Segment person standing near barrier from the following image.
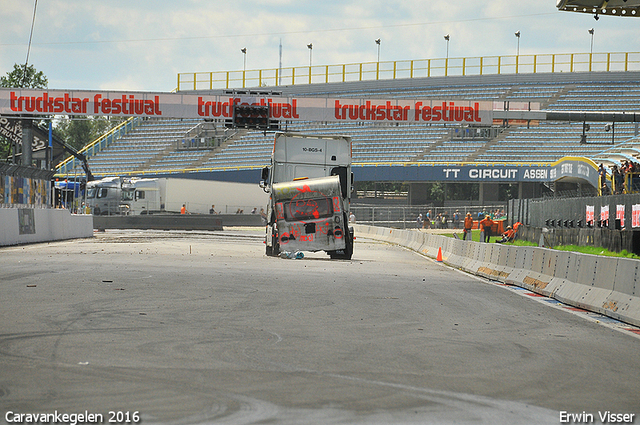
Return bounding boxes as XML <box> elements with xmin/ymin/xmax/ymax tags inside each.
<box><xmin>463</xmin><ymin>212</ymin><xmax>474</xmax><ymax>241</ymax></box>
<box><xmin>453</xmin><ymin>210</ymin><xmax>460</xmax><ymax>229</ymax></box>
<box><xmin>479</xmin><ymin>215</ymin><xmax>494</xmax><ymax>243</ymax></box>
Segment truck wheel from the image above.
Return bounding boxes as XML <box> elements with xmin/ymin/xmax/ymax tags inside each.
<box><xmin>343</xmin><ymin>228</ymin><xmax>354</xmax><ymax>260</ymax></box>
<box><xmin>329</xmin><ymin>223</ymin><xmax>353</xmax><ymax>260</ymax></box>
<box><xmin>266</xmin><ymin>230</ymin><xmax>279</xmax><ymax>257</ymax></box>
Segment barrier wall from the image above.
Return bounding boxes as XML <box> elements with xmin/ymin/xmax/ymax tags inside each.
<box><xmin>0</xmin><ymin>208</ymin><xmax>93</xmax><ymax>246</ymax></box>
<box><xmin>354</xmin><ymin>224</ymin><xmax>640</xmax><ymax>327</ymax></box>
<box><xmin>93</xmin><ymin>214</ymin><xmax>224</xmax><ymax>231</ymax></box>
<box><xmin>92</xmin><ymin>213</ymin><xmax>261</xmax><ymax>231</ymax></box>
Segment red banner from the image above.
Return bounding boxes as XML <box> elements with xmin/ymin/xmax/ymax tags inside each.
<box><xmin>0</xmin><ymin>89</ymin><xmax>493</xmax><ymax>125</ymax></box>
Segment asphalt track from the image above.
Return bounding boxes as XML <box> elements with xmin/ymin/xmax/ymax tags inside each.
<box><xmin>1</xmin><ymin>229</ymin><xmax>639</xmax><ymax>425</ymax></box>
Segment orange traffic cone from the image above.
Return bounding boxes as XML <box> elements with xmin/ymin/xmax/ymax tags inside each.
<box><xmin>436</xmin><ymin>247</ymin><xmax>443</xmax><ymax>262</ymax></box>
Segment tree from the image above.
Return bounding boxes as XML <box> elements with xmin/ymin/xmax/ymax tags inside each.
<box><xmin>1</xmin><ymin>64</ymin><xmax>49</xmax><ymax>161</ymax></box>
<box><xmin>55</xmin><ymin>117</ymin><xmax>117</xmax><ymax>151</ymax></box>
<box><xmin>0</xmin><ymin>63</ymin><xmax>48</xmax><ymax>89</ymax></box>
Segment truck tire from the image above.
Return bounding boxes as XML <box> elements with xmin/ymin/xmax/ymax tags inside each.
<box><xmin>343</xmin><ymin>227</ymin><xmax>354</xmax><ymax>260</ymax></box>
<box><xmin>329</xmin><ymin>219</ymin><xmax>353</xmax><ymax>260</ymax></box>
<box><xmin>265</xmin><ymin>227</ymin><xmax>279</xmax><ymax>257</ymax></box>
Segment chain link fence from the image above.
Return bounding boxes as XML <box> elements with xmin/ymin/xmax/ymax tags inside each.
<box><xmin>350</xmin><ymin>204</ymin><xmax>507</xmax><ymax>229</ymax></box>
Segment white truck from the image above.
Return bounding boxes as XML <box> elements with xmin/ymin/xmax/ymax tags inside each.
<box><xmin>86</xmin><ymin>177</ymin><xmax>267</xmax><ymax>215</ymax></box>
<box><xmin>260</xmin><ymin>132</ymin><xmax>354</xmax><ymax>259</ymax></box>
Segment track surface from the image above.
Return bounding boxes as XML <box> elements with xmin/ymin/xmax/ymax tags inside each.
<box><xmin>1</xmin><ymin>229</ymin><xmax>639</xmax><ymax>424</ymax></box>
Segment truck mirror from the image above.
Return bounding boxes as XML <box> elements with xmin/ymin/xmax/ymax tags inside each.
<box><xmin>261</xmin><ymin>167</ymin><xmax>269</xmax><ymax>181</ymax></box>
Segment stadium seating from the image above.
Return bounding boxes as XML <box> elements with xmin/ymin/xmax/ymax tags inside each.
<box><xmin>62</xmin><ymin>72</ymin><xmax>640</xmax><ymax>177</ymax></box>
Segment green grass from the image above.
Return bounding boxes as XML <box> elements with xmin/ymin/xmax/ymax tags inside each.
<box><xmin>552</xmin><ymin>245</ymin><xmax>640</xmax><ymax>259</ymax></box>
<box><xmin>442</xmin><ymin>230</ymin><xmax>639</xmax><ymax>259</ymax></box>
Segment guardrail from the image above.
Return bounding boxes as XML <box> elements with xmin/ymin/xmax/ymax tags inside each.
<box><xmin>355</xmin><ymin>224</ymin><xmax>640</xmax><ymax>327</ymax></box>
<box><xmin>177</xmin><ymin>51</ymin><xmax>640</xmax><ymax>91</ymax></box>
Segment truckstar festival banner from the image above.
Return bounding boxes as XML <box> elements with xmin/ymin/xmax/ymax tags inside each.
<box><xmin>0</xmin><ymin>88</ymin><xmax>493</xmax><ymax>125</ymax></box>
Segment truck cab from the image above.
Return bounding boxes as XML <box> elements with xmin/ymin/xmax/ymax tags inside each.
<box><xmin>86</xmin><ymin>177</ymin><xmax>123</xmax><ymax>215</ymax></box>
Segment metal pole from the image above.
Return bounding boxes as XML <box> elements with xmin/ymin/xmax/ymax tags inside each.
<box><xmin>22</xmin><ymin>119</ymin><xmax>33</xmax><ymax>167</ymax></box>
<box><xmin>444</xmin><ymin>34</ymin><xmax>450</xmax><ymax>76</ymax></box>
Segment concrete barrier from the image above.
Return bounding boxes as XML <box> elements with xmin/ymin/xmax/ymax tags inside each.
<box><xmin>354</xmin><ymin>224</ymin><xmax>640</xmax><ymax>327</ymax></box>
<box><xmin>0</xmin><ymin>208</ymin><xmax>93</xmax><ymax>246</ymax></box>
<box><xmin>93</xmin><ymin>214</ymin><xmax>224</xmax><ymax>231</ymax></box>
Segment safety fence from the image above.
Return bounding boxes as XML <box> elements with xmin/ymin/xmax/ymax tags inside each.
<box><xmin>177</xmin><ymin>51</ymin><xmax>640</xmax><ymax>91</ymax></box>
<box><xmin>354</xmin><ymin>224</ymin><xmax>640</xmax><ymax>327</ymax></box>
<box><xmin>509</xmin><ymin>193</ymin><xmax>640</xmax><ymax>229</ymax></box>
<box><xmin>351</xmin><ymin>203</ymin><xmax>506</xmax><ymax>229</ymax></box>
<box><xmin>1</xmin><ymin>163</ymin><xmax>55</xmax><ymax>208</ymax></box>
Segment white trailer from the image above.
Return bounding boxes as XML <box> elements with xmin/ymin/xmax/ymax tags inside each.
<box><xmin>261</xmin><ymin>132</ymin><xmax>354</xmax><ymax>259</ymax></box>
<box><xmin>87</xmin><ymin>177</ymin><xmax>267</xmax><ymax>215</ymax></box>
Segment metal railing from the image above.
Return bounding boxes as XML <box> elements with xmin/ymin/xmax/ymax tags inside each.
<box><xmin>177</xmin><ymin>52</ymin><xmax>640</xmax><ymax>91</ymax></box>
<box><xmin>55</xmin><ymin>117</ymin><xmax>141</xmax><ymax>176</ymax></box>
<box><xmin>176</xmin><ymin>123</ymin><xmax>239</xmax><ymax>150</ymax></box>
<box><xmin>350</xmin><ymin>204</ymin><xmax>507</xmax><ymax>230</ymax></box>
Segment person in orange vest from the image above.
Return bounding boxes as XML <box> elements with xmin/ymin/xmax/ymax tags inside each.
<box><xmin>180</xmin><ymin>204</ymin><xmax>188</xmax><ymax>214</ymax></box>
<box><xmin>463</xmin><ymin>212</ymin><xmax>474</xmax><ymax>241</ymax></box>
<box><xmin>479</xmin><ymin>215</ymin><xmax>494</xmax><ymax>243</ymax></box>
<box><xmin>496</xmin><ymin>225</ymin><xmax>515</xmax><ymax>243</ymax></box>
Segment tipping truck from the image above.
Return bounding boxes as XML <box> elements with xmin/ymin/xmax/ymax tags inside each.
<box><xmin>260</xmin><ymin>132</ymin><xmax>354</xmax><ymax>259</ymax></box>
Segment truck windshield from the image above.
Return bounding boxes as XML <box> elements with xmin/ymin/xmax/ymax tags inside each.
<box><xmin>122</xmin><ymin>190</ymin><xmax>134</xmax><ymax>201</ymax></box>
<box><xmin>86</xmin><ymin>188</ymin><xmax>96</xmax><ymax>199</ymax></box>
<box><xmin>284</xmin><ymin>197</ymin><xmax>333</xmax><ymax>221</ymax></box>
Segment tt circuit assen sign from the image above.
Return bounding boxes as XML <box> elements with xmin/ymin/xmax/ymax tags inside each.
<box><xmin>0</xmin><ymin>88</ymin><xmax>493</xmax><ymax>125</ymax></box>
<box><xmin>355</xmin><ymin>158</ymin><xmax>599</xmax><ymax>186</ymax></box>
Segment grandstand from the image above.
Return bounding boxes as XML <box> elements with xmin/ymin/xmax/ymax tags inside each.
<box><xmin>56</xmin><ymin>54</ymin><xmax>640</xmax><ymax>203</ymax></box>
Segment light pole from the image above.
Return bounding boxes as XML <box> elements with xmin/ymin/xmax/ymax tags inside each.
<box><xmin>444</xmin><ymin>34</ymin><xmax>450</xmax><ymax>76</ymax></box>
<box><xmin>241</xmin><ymin>47</ymin><xmax>247</xmax><ymax>88</ymax></box>
<box><xmin>588</xmin><ymin>28</ymin><xmax>594</xmax><ymax>71</ymax></box>
<box><xmin>375</xmin><ymin>39</ymin><xmax>381</xmax><ymax>79</ymax></box>
<box><xmin>307</xmin><ymin>43</ymin><xmax>313</xmax><ymax>84</ymax></box>
<box><xmin>515</xmin><ymin>31</ymin><xmax>521</xmax><ymax>74</ymax></box>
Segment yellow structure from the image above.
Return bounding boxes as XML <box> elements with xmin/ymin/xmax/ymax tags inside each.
<box><xmin>177</xmin><ymin>52</ymin><xmax>640</xmax><ymax>91</ymax></box>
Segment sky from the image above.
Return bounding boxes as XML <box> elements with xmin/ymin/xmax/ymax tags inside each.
<box><xmin>1</xmin><ymin>0</ymin><xmax>639</xmax><ymax>92</ymax></box>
